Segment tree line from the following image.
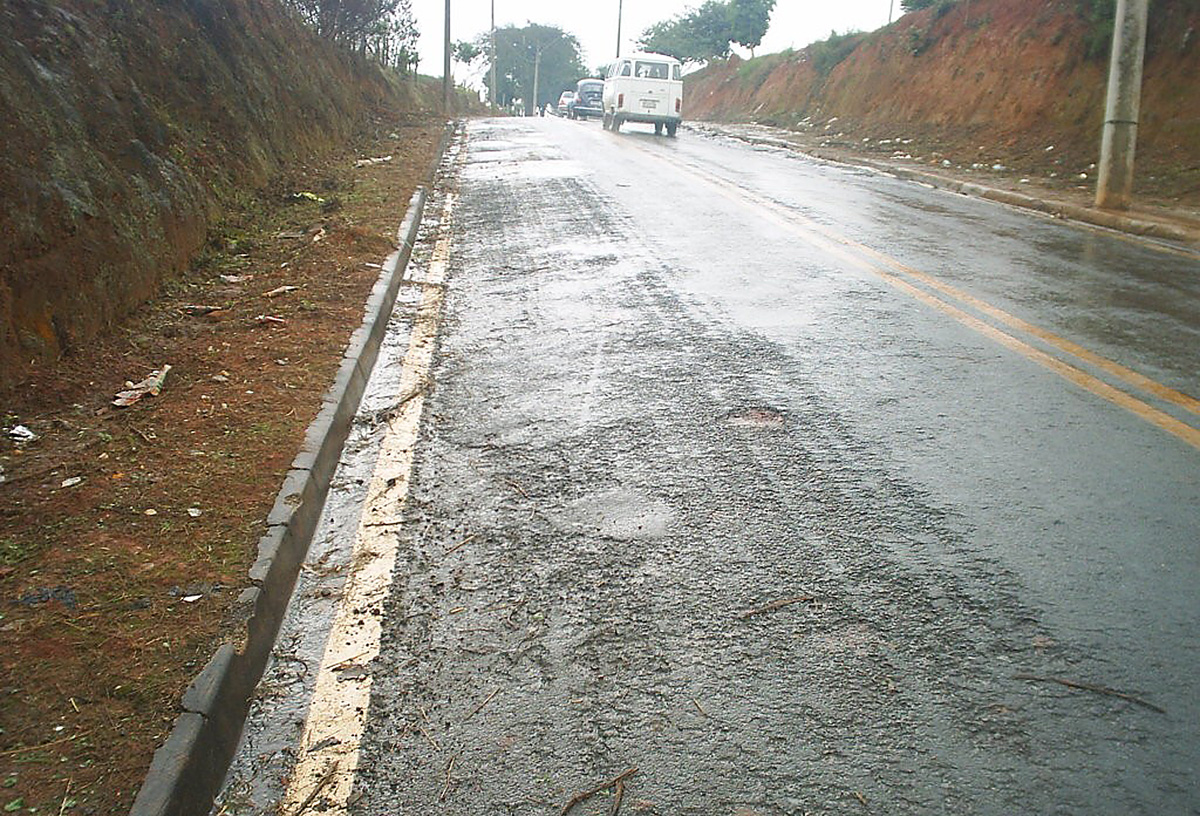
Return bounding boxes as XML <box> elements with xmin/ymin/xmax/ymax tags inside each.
<box><xmin>639</xmin><ymin>0</ymin><xmax>776</xmax><ymax>62</ymax></box>
<box><xmin>281</xmin><ymin>0</ymin><xmax>420</xmax><ymax>72</ymax></box>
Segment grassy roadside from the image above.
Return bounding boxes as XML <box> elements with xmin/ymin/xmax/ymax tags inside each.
<box><xmin>0</xmin><ymin>113</ymin><xmax>446</xmax><ymax>815</ymax></box>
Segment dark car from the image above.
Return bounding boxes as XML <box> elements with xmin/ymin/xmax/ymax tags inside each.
<box><xmin>569</xmin><ymin>79</ymin><xmax>604</xmax><ymax>120</ymax></box>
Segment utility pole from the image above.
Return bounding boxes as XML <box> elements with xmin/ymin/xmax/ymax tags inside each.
<box><xmin>616</xmin><ymin>0</ymin><xmax>623</xmax><ymax>58</ymax></box>
<box><xmin>888</xmin><ymin>0</ymin><xmax>893</xmax><ymax>24</ymax></box>
<box><xmin>490</xmin><ymin>0</ymin><xmax>497</xmax><ymax>111</ymax></box>
<box><xmin>531</xmin><ymin>48</ymin><xmax>541</xmax><ymax>117</ymax></box>
<box><xmin>443</xmin><ymin>0</ymin><xmax>452</xmax><ymax>110</ymax></box>
<box><xmin>1095</xmin><ymin>0</ymin><xmax>1149</xmax><ymax>210</ymax></box>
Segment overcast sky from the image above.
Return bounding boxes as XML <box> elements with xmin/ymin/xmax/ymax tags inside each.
<box><xmin>409</xmin><ymin>0</ymin><xmax>897</xmax><ymax>85</ymax></box>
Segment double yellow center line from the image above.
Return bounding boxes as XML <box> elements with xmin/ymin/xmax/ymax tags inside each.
<box><xmin>639</xmin><ymin>144</ymin><xmax>1200</xmax><ymax>451</ymax></box>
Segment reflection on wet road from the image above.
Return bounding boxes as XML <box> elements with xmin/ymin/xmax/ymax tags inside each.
<box><xmin>217</xmin><ymin>118</ymin><xmax>1200</xmax><ymax>815</ymax></box>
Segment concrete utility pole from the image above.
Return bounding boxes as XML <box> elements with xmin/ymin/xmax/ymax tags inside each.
<box><xmin>616</xmin><ymin>0</ymin><xmax>623</xmax><ymax>58</ymax></box>
<box><xmin>1095</xmin><ymin>0</ymin><xmax>1149</xmax><ymax>210</ymax></box>
<box><xmin>490</xmin><ymin>0</ymin><xmax>497</xmax><ymax>111</ymax></box>
<box><xmin>532</xmin><ymin>49</ymin><xmax>541</xmax><ymax>116</ymax></box>
<box><xmin>443</xmin><ymin>0</ymin><xmax>452</xmax><ymax>110</ymax></box>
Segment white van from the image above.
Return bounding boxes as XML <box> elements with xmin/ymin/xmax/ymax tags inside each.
<box><xmin>601</xmin><ymin>52</ymin><xmax>683</xmax><ymax>137</ymax></box>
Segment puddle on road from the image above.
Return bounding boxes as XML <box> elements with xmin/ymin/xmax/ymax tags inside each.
<box><xmin>549</xmin><ymin>487</ymin><xmax>675</xmax><ymax>540</ymax></box>
<box><xmin>726</xmin><ymin>407</ymin><xmax>787</xmax><ymax>428</ymax></box>
<box><xmin>463</xmin><ymin>157</ymin><xmax>591</xmax><ymax>182</ymax></box>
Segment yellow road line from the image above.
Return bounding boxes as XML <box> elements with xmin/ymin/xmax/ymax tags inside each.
<box><xmin>639</xmin><ymin>147</ymin><xmax>1200</xmax><ymax>451</ymax></box>
<box><xmin>279</xmin><ymin>191</ymin><xmax>458</xmax><ymax>814</ymax></box>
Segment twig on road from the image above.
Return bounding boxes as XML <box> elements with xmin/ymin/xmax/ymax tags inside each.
<box><xmin>559</xmin><ymin>767</ymin><xmax>638</xmax><ymax>816</ymax></box>
<box><xmin>503</xmin><ymin>478</ymin><xmax>530</xmax><ymax>499</ymax></box>
<box><xmin>289</xmin><ymin>760</ymin><xmax>339</xmax><ymax>816</ymax></box>
<box><xmin>439</xmin><ymin>754</ymin><xmax>457</xmax><ymax>802</ymax></box>
<box><xmin>464</xmin><ymin>687</ymin><xmax>500</xmax><ymax>722</ymax></box>
<box><xmin>1013</xmin><ymin>673</ymin><xmax>1165</xmax><ymax>713</ymax></box>
<box><xmin>737</xmin><ymin>596</ymin><xmax>815</xmax><ymax>619</ymax></box>
<box><xmin>445</xmin><ymin>533</ymin><xmax>477</xmax><ymax>555</ymax></box>
<box><xmin>691</xmin><ymin>698</ymin><xmax>707</xmax><ymax>717</ymax></box>
<box><xmin>607</xmin><ymin>777</ymin><xmax>627</xmax><ymax>816</ymax></box>
<box><xmin>418</xmin><ymin>725</ymin><xmax>442</xmax><ymax>752</ymax></box>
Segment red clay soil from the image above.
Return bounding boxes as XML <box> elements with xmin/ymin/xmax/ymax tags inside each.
<box><xmin>685</xmin><ymin>0</ymin><xmax>1200</xmax><ymax>208</ymax></box>
<box><xmin>0</xmin><ymin>116</ymin><xmax>444</xmax><ymax>815</ymax></box>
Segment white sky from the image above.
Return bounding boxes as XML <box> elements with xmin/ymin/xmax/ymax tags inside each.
<box><xmin>409</xmin><ymin>0</ymin><xmax>897</xmax><ymax>86</ymax></box>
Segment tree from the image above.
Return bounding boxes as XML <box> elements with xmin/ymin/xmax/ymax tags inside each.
<box><xmin>729</xmin><ymin>0</ymin><xmax>775</xmax><ymax>57</ymax></box>
<box><xmin>900</xmin><ymin>0</ymin><xmax>941</xmax><ymax>11</ymax></box>
<box><xmin>639</xmin><ymin>0</ymin><xmax>735</xmax><ymax>64</ymax></box>
<box><xmin>463</xmin><ymin>24</ymin><xmax>585</xmax><ymax>113</ymax></box>
<box><xmin>283</xmin><ymin>0</ymin><xmax>419</xmax><ymax>71</ymax></box>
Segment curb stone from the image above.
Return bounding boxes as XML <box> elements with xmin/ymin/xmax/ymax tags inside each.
<box><xmin>129</xmin><ymin>121</ymin><xmax>458</xmax><ymax>816</ymax></box>
<box><xmin>689</xmin><ymin>123</ymin><xmax>1200</xmax><ymax>248</ymax></box>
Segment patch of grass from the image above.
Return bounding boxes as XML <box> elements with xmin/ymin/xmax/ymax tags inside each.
<box><xmin>0</xmin><ymin>536</ymin><xmax>35</xmax><ymax>567</ymax></box>
<box><xmin>809</xmin><ymin>30</ymin><xmax>867</xmax><ymax>75</ymax></box>
<box><xmin>1077</xmin><ymin>0</ymin><xmax>1116</xmax><ymax>60</ymax></box>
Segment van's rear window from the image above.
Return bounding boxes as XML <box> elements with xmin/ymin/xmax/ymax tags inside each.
<box><xmin>634</xmin><ymin>61</ymin><xmax>670</xmax><ymax>79</ymax></box>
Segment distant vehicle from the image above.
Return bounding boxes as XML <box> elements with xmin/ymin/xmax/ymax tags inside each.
<box><xmin>601</xmin><ymin>52</ymin><xmax>683</xmax><ymax>136</ymax></box>
<box><xmin>568</xmin><ymin>79</ymin><xmax>604</xmax><ymax>120</ymax></box>
<box><xmin>556</xmin><ymin>91</ymin><xmax>575</xmax><ymax>117</ymax></box>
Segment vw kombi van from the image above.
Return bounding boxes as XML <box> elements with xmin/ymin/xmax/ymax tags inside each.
<box><xmin>601</xmin><ymin>52</ymin><xmax>683</xmax><ymax>136</ymax></box>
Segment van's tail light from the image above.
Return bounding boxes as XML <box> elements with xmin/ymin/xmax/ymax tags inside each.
<box><xmin>617</xmin><ymin>93</ymin><xmax>624</xmax><ymax>108</ymax></box>
<box><xmin>675</xmin><ymin>98</ymin><xmax>681</xmax><ymax>113</ymax></box>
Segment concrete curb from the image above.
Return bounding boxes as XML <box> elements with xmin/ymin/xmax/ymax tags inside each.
<box><xmin>690</xmin><ymin>124</ymin><xmax>1199</xmax><ymax>247</ymax></box>
<box><xmin>129</xmin><ymin>122</ymin><xmax>457</xmax><ymax>816</ymax></box>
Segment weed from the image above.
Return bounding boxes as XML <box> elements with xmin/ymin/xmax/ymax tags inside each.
<box><xmin>809</xmin><ymin>30</ymin><xmax>867</xmax><ymax>75</ymax></box>
<box><xmin>0</xmin><ymin>536</ymin><xmax>34</xmax><ymax>567</ymax></box>
<box><xmin>1077</xmin><ymin>0</ymin><xmax>1116</xmax><ymax>60</ymax></box>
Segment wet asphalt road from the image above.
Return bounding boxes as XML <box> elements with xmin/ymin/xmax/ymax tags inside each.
<box><xmin>218</xmin><ymin>117</ymin><xmax>1200</xmax><ymax>815</ymax></box>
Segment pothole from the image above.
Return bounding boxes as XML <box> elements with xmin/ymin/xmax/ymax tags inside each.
<box><xmin>725</xmin><ymin>407</ymin><xmax>787</xmax><ymax>428</ymax></box>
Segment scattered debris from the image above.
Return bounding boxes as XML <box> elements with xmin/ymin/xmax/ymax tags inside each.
<box><xmin>444</xmin><ymin>534</ymin><xmax>477</xmax><ymax>556</ymax></box>
<box><xmin>559</xmin><ymin>767</ymin><xmax>638</xmax><ymax>816</ymax></box>
<box><xmin>1013</xmin><ymin>673</ymin><xmax>1164</xmax><ymax>713</ymax></box>
<box><xmin>290</xmin><ymin>191</ymin><xmax>325</xmax><ymax>204</ymax></box>
<box><xmin>289</xmin><ymin>760</ymin><xmax>339</xmax><ymax>816</ymax></box>
<box><xmin>6</xmin><ymin>425</ymin><xmax>37</xmax><ymax>443</ymax></box>
<box><xmin>265</xmin><ymin>285</ymin><xmax>300</xmax><ymax>298</ymax></box>
<box><xmin>354</xmin><ymin>155</ymin><xmax>393</xmax><ymax>167</ymax></box>
<box><xmin>439</xmin><ymin>754</ymin><xmax>457</xmax><ymax>802</ymax></box>
<box><xmin>113</xmin><ymin>365</ymin><xmax>171</xmax><ymax>408</ymax></box>
<box><xmin>737</xmin><ymin>595</ymin><xmax>815</xmax><ymax>619</ymax></box>
<box><xmin>219</xmin><ymin>274</ymin><xmax>251</xmax><ymax>284</ymax></box>
<box><xmin>275</xmin><ymin>229</ymin><xmax>308</xmax><ymax>240</ymax></box>
<box><xmin>464</xmin><ymin>687</ymin><xmax>500</xmax><ymax>722</ymax></box>
<box><xmin>187</xmin><ymin>508</ymin><xmax>203</xmax><ymax>517</ymax></box>
<box><xmin>181</xmin><ymin>595</ymin><xmax>203</xmax><ymax>604</ymax></box>
<box><xmin>180</xmin><ymin>304</ymin><xmax>224</xmax><ymax>317</ymax></box>
<box><xmin>60</xmin><ymin>477</ymin><xmax>83</xmax><ymax>488</ymax></box>
<box><xmin>255</xmin><ymin>315</ymin><xmax>287</xmax><ymax>326</ymax></box>
<box><xmin>144</xmin><ymin>509</ymin><xmax>158</xmax><ymax>516</ymax></box>
<box><xmin>211</xmin><ymin>373</ymin><xmax>230</xmax><ymax>383</ymax></box>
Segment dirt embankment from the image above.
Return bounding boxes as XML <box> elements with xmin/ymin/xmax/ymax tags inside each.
<box><xmin>684</xmin><ymin>0</ymin><xmax>1199</xmax><ymax>206</ymax></box>
<box><xmin>0</xmin><ymin>0</ymin><xmax>457</xmax><ymax>387</ymax></box>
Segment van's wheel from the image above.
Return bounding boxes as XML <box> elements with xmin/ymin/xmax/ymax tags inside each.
<box><xmin>654</xmin><ymin>123</ymin><xmax>663</xmax><ymax>136</ymax></box>
<box><xmin>666</xmin><ymin>121</ymin><xmax>678</xmax><ymax>137</ymax></box>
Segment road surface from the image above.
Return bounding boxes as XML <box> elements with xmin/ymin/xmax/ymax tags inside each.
<box><xmin>216</xmin><ymin>117</ymin><xmax>1200</xmax><ymax>815</ymax></box>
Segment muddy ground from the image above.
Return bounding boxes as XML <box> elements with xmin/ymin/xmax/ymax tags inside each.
<box><xmin>0</xmin><ymin>115</ymin><xmax>443</xmax><ymax>815</ymax></box>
